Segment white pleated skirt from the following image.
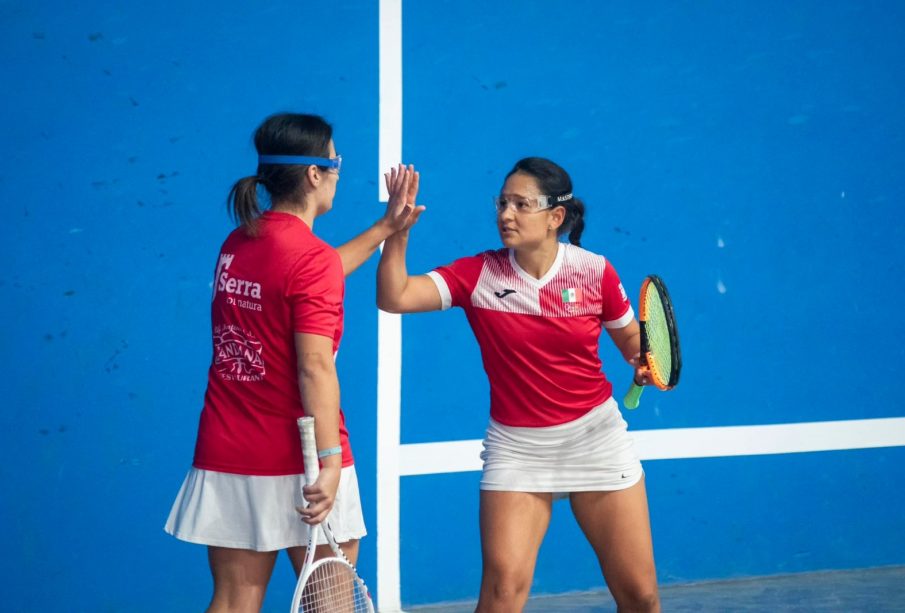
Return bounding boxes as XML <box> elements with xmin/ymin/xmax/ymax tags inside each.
<box><xmin>480</xmin><ymin>397</ymin><xmax>643</xmax><ymax>494</ymax></box>
<box><xmin>164</xmin><ymin>465</ymin><xmax>366</xmax><ymax>552</ymax></box>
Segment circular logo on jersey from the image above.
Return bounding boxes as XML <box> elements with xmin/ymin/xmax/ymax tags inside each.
<box><xmin>213</xmin><ymin>325</ymin><xmax>265</xmax><ymax>381</ymax></box>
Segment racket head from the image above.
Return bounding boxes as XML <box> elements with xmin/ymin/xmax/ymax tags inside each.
<box><xmin>638</xmin><ymin>275</ymin><xmax>682</xmax><ymax>390</ymax></box>
<box><xmin>297</xmin><ymin>557</ymin><xmax>374</xmax><ymax>613</ymax></box>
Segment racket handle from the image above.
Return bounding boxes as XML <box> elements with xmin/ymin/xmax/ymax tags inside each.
<box><xmin>623</xmin><ymin>383</ymin><xmax>644</xmax><ymax>410</ymax></box>
<box><xmin>297</xmin><ymin>416</ymin><xmax>320</xmax><ymax>485</ymax></box>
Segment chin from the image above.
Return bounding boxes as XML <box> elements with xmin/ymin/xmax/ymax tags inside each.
<box><xmin>499</xmin><ymin>234</ymin><xmax>518</xmax><ymax>248</ymax></box>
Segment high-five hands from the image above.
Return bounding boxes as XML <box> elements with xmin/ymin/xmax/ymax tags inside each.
<box><xmin>383</xmin><ymin>164</ymin><xmax>426</xmax><ymax>233</ymax></box>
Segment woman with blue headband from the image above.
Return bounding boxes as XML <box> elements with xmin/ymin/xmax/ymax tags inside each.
<box><xmin>164</xmin><ymin>113</ymin><xmax>414</xmax><ymax>612</ymax></box>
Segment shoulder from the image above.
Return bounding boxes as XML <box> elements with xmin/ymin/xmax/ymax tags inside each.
<box><xmin>438</xmin><ymin>249</ymin><xmax>500</xmax><ymax>272</ymax></box>
<box><xmin>304</xmin><ymin>237</ymin><xmax>342</xmax><ymax>272</ymax></box>
<box><xmin>282</xmin><ymin>233</ymin><xmax>342</xmax><ymax>284</ymax></box>
<box><xmin>481</xmin><ymin>248</ymin><xmax>508</xmax><ymax>262</ymax></box>
<box><xmin>562</xmin><ymin>243</ymin><xmax>608</xmax><ymax>271</ymax></box>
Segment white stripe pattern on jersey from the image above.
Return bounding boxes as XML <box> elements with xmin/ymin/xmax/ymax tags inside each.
<box><xmin>471</xmin><ymin>251</ymin><xmax>543</xmax><ymax>315</ymax></box>
<box><xmin>550</xmin><ymin>244</ymin><xmax>609</xmax><ymax>318</ymax></box>
<box><xmin>470</xmin><ymin>244</ymin><xmax>609</xmax><ymax>318</ymax></box>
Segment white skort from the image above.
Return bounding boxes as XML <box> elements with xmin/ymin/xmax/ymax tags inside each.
<box><xmin>164</xmin><ymin>465</ymin><xmax>366</xmax><ymax>552</ymax></box>
<box><xmin>480</xmin><ymin>397</ymin><xmax>643</xmax><ymax>495</ymax></box>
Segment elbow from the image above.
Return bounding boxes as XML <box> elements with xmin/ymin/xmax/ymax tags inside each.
<box><xmin>296</xmin><ymin>351</ymin><xmax>334</xmax><ymax>380</ymax></box>
<box><xmin>377</xmin><ymin>294</ymin><xmax>402</xmax><ymax>314</ymax></box>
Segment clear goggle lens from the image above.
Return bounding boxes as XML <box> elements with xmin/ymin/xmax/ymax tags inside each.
<box><xmin>492</xmin><ymin>192</ymin><xmax>572</xmax><ymax>213</ymax></box>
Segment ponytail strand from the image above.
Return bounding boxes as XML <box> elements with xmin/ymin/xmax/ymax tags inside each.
<box><xmin>227</xmin><ymin>176</ymin><xmax>261</xmax><ymax>236</ymax></box>
<box><xmin>566</xmin><ymin>197</ymin><xmax>585</xmax><ymax>246</ymax></box>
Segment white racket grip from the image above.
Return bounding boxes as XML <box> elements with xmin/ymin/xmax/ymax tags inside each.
<box><xmin>297</xmin><ymin>416</ymin><xmax>320</xmax><ymax>486</ymax></box>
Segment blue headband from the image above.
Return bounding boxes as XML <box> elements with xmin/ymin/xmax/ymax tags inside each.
<box><xmin>258</xmin><ymin>154</ymin><xmax>340</xmax><ymax>169</ymax></box>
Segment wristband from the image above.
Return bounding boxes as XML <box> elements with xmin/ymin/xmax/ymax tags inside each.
<box><xmin>317</xmin><ymin>446</ymin><xmax>342</xmax><ymax>459</ymax></box>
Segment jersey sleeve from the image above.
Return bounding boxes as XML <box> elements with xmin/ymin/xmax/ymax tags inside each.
<box><xmin>601</xmin><ymin>258</ymin><xmax>634</xmax><ymax>328</ymax></box>
<box><xmin>426</xmin><ymin>254</ymin><xmax>485</xmax><ymax>310</ymax></box>
<box><xmin>287</xmin><ymin>245</ymin><xmax>345</xmax><ymax>337</ymax></box>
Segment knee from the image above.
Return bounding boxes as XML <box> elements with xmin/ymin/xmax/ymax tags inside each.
<box><xmin>208</xmin><ymin>591</ymin><xmax>266</xmax><ymax>613</ymax></box>
<box><xmin>613</xmin><ymin>584</ymin><xmax>660</xmax><ymax>613</ymax></box>
<box><xmin>480</xmin><ymin>568</ymin><xmax>533</xmax><ymax>607</ymax></box>
<box><xmin>209</xmin><ymin>582</ymin><xmax>268</xmax><ymax>613</ymax></box>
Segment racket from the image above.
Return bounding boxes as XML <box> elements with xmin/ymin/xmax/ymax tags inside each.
<box><xmin>290</xmin><ymin>416</ymin><xmax>374</xmax><ymax>613</ymax></box>
<box><xmin>623</xmin><ymin>275</ymin><xmax>682</xmax><ymax>409</ymax></box>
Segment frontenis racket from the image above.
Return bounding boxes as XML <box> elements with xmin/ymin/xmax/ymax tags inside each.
<box><xmin>623</xmin><ymin>275</ymin><xmax>682</xmax><ymax>409</ymax></box>
<box><xmin>290</xmin><ymin>417</ymin><xmax>374</xmax><ymax>613</ymax></box>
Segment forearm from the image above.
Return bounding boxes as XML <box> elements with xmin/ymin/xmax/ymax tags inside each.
<box><xmin>619</xmin><ymin>329</ymin><xmax>641</xmax><ymax>363</ymax></box>
<box><xmin>297</xmin><ymin>355</ymin><xmax>342</xmax><ymax>467</ymax></box>
<box><xmin>335</xmin><ymin>219</ymin><xmax>395</xmax><ymax>277</ymax></box>
<box><xmin>607</xmin><ymin>319</ymin><xmax>642</xmax><ymax>364</ymax></box>
<box><xmin>376</xmin><ymin>231</ymin><xmax>412</xmax><ymax>312</ymax></box>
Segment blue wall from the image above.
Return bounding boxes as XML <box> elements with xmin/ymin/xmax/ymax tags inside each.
<box><xmin>3</xmin><ymin>1</ymin><xmax>904</xmax><ymax>610</ymax></box>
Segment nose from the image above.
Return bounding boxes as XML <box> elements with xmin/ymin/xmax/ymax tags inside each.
<box><xmin>498</xmin><ymin>204</ymin><xmax>516</xmax><ymax>221</ymax></box>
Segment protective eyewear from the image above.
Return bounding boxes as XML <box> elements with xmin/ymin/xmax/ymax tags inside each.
<box><xmin>493</xmin><ymin>192</ymin><xmax>572</xmax><ymax>214</ymax></box>
<box><xmin>258</xmin><ymin>154</ymin><xmax>342</xmax><ymax>172</ymax></box>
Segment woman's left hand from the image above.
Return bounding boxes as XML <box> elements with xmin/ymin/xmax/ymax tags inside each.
<box><xmin>296</xmin><ymin>465</ymin><xmax>341</xmax><ymax>525</ymax></box>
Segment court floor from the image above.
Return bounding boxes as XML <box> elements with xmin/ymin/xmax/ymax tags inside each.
<box><xmin>408</xmin><ymin>565</ymin><xmax>905</xmax><ymax>612</ymax></box>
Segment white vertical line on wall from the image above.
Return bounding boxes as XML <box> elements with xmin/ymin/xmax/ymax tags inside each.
<box><xmin>377</xmin><ymin>1</ymin><xmax>403</xmax><ymax>612</ymax></box>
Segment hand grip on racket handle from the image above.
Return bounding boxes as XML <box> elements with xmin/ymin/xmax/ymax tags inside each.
<box><xmin>297</xmin><ymin>416</ymin><xmax>342</xmax><ymax>525</ymax></box>
<box><xmin>623</xmin><ymin>353</ymin><xmax>650</xmax><ymax>410</ymax></box>
<box><xmin>624</xmin><ymin>381</ymin><xmax>645</xmax><ymax>409</ymax></box>
<box><xmin>298</xmin><ymin>416</ymin><xmax>320</xmax><ymax>486</ymax></box>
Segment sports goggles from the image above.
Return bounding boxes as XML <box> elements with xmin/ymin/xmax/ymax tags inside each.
<box><xmin>493</xmin><ymin>192</ymin><xmax>572</xmax><ymax>214</ymax></box>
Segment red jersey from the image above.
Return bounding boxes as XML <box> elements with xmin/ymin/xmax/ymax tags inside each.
<box><xmin>193</xmin><ymin>211</ymin><xmax>353</xmax><ymax>475</ymax></box>
<box><xmin>428</xmin><ymin>243</ymin><xmax>633</xmax><ymax>427</ymax></box>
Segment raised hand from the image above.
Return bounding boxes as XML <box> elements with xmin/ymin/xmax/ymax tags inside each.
<box><xmin>383</xmin><ymin>164</ymin><xmax>426</xmax><ymax>233</ymax></box>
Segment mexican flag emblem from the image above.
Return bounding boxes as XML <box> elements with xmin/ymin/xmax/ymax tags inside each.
<box><xmin>561</xmin><ymin>287</ymin><xmax>582</xmax><ymax>303</ymax></box>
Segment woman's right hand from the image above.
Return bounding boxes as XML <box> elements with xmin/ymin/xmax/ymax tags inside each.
<box><xmin>383</xmin><ymin>164</ymin><xmax>425</xmax><ymax>234</ymax></box>
<box><xmin>629</xmin><ymin>354</ymin><xmax>654</xmax><ymax>387</ymax></box>
<box><xmin>297</xmin><ymin>464</ymin><xmax>341</xmax><ymax>525</ymax></box>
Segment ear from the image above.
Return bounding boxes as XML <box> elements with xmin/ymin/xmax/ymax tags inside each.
<box><xmin>305</xmin><ymin>165</ymin><xmax>321</xmax><ymax>188</ymax></box>
<box><xmin>549</xmin><ymin>205</ymin><xmax>566</xmax><ymax>231</ymax></box>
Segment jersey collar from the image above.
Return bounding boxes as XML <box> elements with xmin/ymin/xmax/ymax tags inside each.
<box><xmin>507</xmin><ymin>242</ymin><xmax>565</xmax><ymax>288</ymax></box>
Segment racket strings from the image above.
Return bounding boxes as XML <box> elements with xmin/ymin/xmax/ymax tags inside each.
<box><xmin>642</xmin><ymin>285</ymin><xmax>672</xmax><ymax>389</ymax></box>
<box><xmin>299</xmin><ymin>560</ymin><xmax>371</xmax><ymax>612</ymax></box>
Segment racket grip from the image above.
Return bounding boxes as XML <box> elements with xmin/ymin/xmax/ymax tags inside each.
<box><xmin>623</xmin><ymin>383</ymin><xmax>644</xmax><ymax>409</ymax></box>
<box><xmin>297</xmin><ymin>416</ymin><xmax>320</xmax><ymax>485</ymax></box>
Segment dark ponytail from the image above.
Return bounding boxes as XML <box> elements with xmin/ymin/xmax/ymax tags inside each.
<box><xmin>227</xmin><ymin>113</ymin><xmax>334</xmax><ymax>236</ymax></box>
<box><xmin>566</xmin><ymin>197</ymin><xmax>585</xmax><ymax>247</ymax></box>
<box><xmin>227</xmin><ymin>176</ymin><xmax>262</xmax><ymax>234</ymax></box>
<box><xmin>505</xmin><ymin>157</ymin><xmax>585</xmax><ymax>246</ymax></box>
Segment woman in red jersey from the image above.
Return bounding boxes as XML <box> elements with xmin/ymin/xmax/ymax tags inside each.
<box><xmin>377</xmin><ymin>158</ymin><xmax>660</xmax><ymax>612</ymax></box>
<box><xmin>165</xmin><ymin>113</ymin><xmax>414</xmax><ymax>612</ymax></box>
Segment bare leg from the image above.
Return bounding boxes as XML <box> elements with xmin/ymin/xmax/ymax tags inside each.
<box><xmin>206</xmin><ymin>546</ymin><xmax>278</xmax><ymax>613</ymax></box>
<box><xmin>476</xmin><ymin>490</ymin><xmax>552</xmax><ymax>613</ymax></box>
<box><xmin>569</xmin><ymin>476</ymin><xmax>659</xmax><ymax>612</ymax></box>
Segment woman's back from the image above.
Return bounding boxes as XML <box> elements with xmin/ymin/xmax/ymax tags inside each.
<box><xmin>195</xmin><ymin>210</ymin><xmax>347</xmax><ymax>476</ymax></box>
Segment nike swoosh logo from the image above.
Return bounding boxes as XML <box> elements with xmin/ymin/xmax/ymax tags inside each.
<box><xmin>494</xmin><ymin>289</ymin><xmax>517</xmax><ymax>299</ymax></box>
